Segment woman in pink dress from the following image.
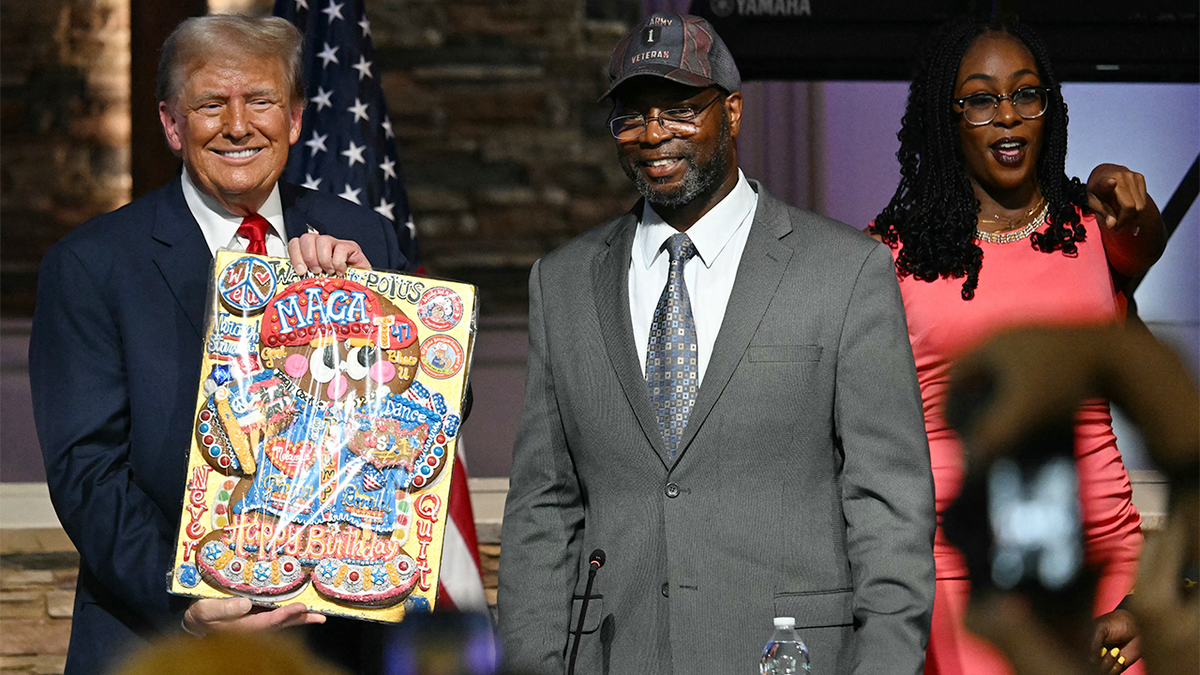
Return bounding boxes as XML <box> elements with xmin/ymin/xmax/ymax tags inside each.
<box><xmin>870</xmin><ymin>14</ymin><xmax>1167</xmax><ymax>675</ymax></box>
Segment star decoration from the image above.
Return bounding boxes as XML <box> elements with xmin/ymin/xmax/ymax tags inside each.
<box><xmin>338</xmin><ymin>184</ymin><xmax>362</xmax><ymax>205</ymax></box>
<box><xmin>342</xmin><ymin>140</ymin><xmax>366</xmax><ymax>167</ymax></box>
<box><xmin>403</xmin><ymin>217</ymin><xmax>417</xmax><ymax>239</ymax></box>
<box><xmin>322</xmin><ymin>1</ymin><xmax>344</xmax><ymax>23</ymax></box>
<box><xmin>301</xmin><ymin>173</ymin><xmax>323</xmax><ymax>190</ymax></box>
<box><xmin>295</xmin><ymin>0</ymin><xmax>308</xmax><ymax>9</ymax></box>
<box><xmin>381</xmin><ymin>117</ymin><xmax>394</xmax><ymax>139</ymax></box>
<box><xmin>374</xmin><ymin>199</ymin><xmax>395</xmax><ymax>221</ymax></box>
<box><xmin>311</xmin><ymin>87</ymin><xmax>333</xmax><ymax>111</ymax></box>
<box><xmin>317</xmin><ymin>43</ymin><xmax>340</xmax><ymax>68</ymax></box>
<box><xmin>379</xmin><ymin>156</ymin><xmax>397</xmax><ymax>180</ymax></box>
<box><xmin>347</xmin><ymin>98</ymin><xmax>370</xmax><ymax>123</ymax></box>
<box><xmin>304</xmin><ymin>132</ymin><xmax>328</xmax><ymax>157</ymax></box>
<box><xmin>352</xmin><ymin>55</ymin><xmax>374</xmax><ymax>81</ymax></box>
<box><xmin>358</xmin><ymin>16</ymin><xmax>371</xmax><ymax>37</ymax></box>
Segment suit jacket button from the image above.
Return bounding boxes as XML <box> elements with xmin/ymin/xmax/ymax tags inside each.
<box><xmin>665</xmin><ymin>482</ymin><xmax>680</xmax><ymax>498</ymax></box>
<box><xmin>661</xmin><ymin>583</ymin><xmax>669</xmax><ymax>597</ymax></box>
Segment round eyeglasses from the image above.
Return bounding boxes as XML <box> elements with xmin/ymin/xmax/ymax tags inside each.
<box><xmin>954</xmin><ymin>86</ymin><xmax>1048</xmax><ymax>126</ymax></box>
<box><xmin>608</xmin><ymin>94</ymin><xmax>722</xmax><ymax>140</ymax></box>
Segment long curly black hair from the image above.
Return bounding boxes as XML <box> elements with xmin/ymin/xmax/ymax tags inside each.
<box><xmin>874</xmin><ymin>14</ymin><xmax>1090</xmax><ymax>300</ymax></box>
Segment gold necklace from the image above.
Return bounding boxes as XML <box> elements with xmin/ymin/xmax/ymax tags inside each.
<box><xmin>977</xmin><ymin>197</ymin><xmax>1046</xmax><ymax>228</ymax></box>
<box><xmin>976</xmin><ymin>201</ymin><xmax>1049</xmax><ymax>244</ymax></box>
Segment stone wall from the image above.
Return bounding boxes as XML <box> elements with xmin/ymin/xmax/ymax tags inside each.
<box><xmin>0</xmin><ymin>0</ymin><xmax>642</xmax><ymax>318</ymax></box>
<box><xmin>0</xmin><ymin>530</ymin><xmax>77</xmax><ymax>674</ymax></box>
<box><xmin>371</xmin><ymin>0</ymin><xmax>641</xmax><ymax>314</ymax></box>
<box><xmin>0</xmin><ymin>0</ymin><xmax>132</xmax><ymax>317</ymax></box>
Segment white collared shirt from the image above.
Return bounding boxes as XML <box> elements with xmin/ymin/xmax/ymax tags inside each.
<box><xmin>181</xmin><ymin>169</ymin><xmax>289</xmax><ymax>258</ymax></box>
<box><xmin>629</xmin><ymin>169</ymin><xmax>758</xmax><ymax>385</ymax></box>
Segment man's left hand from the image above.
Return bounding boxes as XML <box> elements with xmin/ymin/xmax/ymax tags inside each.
<box><xmin>288</xmin><ymin>233</ymin><xmax>371</xmax><ymax>275</ymax></box>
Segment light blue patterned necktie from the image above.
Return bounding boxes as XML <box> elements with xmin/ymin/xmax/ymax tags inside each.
<box><xmin>646</xmin><ymin>232</ymin><xmax>699</xmax><ymax>457</ymax></box>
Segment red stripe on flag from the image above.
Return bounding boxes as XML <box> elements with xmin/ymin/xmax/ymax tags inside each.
<box><xmin>436</xmin><ymin>447</ymin><xmax>484</xmax><ymax>610</ymax></box>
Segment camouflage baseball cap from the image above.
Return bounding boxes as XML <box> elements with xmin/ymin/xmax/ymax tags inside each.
<box><xmin>602</xmin><ymin>12</ymin><xmax>741</xmax><ymax>101</ymax></box>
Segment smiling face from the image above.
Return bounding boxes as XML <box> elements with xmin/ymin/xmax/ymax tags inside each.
<box><xmin>159</xmin><ymin>55</ymin><xmax>302</xmax><ymax>216</ymax></box>
<box><xmin>954</xmin><ymin>32</ymin><xmax>1045</xmax><ymax>204</ymax></box>
<box><xmin>613</xmin><ymin>78</ymin><xmax>740</xmax><ymax>216</ymax></box>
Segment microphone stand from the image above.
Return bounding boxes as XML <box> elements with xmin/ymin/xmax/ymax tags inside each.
<box><xmin>567</xmin><ymin>549</ymin><xmax>605</xmax><ymax>675</ymax></box>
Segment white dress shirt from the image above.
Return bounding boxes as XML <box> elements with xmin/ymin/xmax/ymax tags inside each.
<box><xmin>181</xmin><ymin>169</ymin><xmax>289</xmax><ymax>258</ymax></box>
<box><xmin>629</xmin><ymin>169</ymin><xmax>758</xmax><ymax>385</ymax></box>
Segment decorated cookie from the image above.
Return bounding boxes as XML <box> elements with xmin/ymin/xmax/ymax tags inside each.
<box><xmin>258</xmin><ymin>277</ymin><xmax>421</xmax><ymax>403</ymax></box>
<box><xmin>311</xmin><ymin>552</ymin><xmax>419</xmax><ymax>607</ymax></box>
<box><xmin>195</xmin><ymin>531</ymin><xmax>307</xmax><ymax>599</ymax></box>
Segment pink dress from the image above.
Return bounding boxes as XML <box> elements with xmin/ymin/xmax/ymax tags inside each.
<box><xmin>891</xmin><ymin>212</ymin><xmax>1144</xmax><ymax>675</ymax></box>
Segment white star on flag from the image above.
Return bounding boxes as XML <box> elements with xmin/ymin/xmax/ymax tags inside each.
<box><xmin>294</xmin><ymin>0</ymin><xmax>307</xmax><ymax>9</ymax></box>
<box><xmin>338</xmin><ymin>184</ymin><xmax>362</xmax><ymax>204</ymax></box>
<box><xmin>316</xmin><ymin>43</ymin><xmax>339</xmax><ymax>68</ymax></box>
<box><xmin>347</xmin><ymin>98</ymin><xmax>370</xmax><ymax>123</ymax></box>
<box><xmin>322</xmin><ymin>0</ymin><xmax>344</xmax><ymax>23</ymax></box>
<box><xmin>304</xmin><ymin>132</ymin><xmax>328</xmax><ymax>157</ymax></box>
<box><xmin>341</xmin><ymin>140</ymin><xmax>366</xmax><ymax>167</ymax></box>
<box><xmin>311</xmin><ymin>86</ymin><xmax>333</xmax><ymax>111</ymax></box>
<box><xmin>301</xmin><ymin>173</ymin><xmax>322</xmax><ymax>190</ymax></box>
<box><xmin>374</xmin><ymin>199</ymin><xmax>395</xmax><ymax>221</ymax></box>
<box><xmin>381</xmin><ymin>117</ymin><xmax>394</xmax><ymax>139</ymax></box>
<box><xmin>352</xmin><ymin>55</ymin><xmax>373</xmax><ymax>81</ymax></box>
<box><xmin>358</xmin><ymin>16</ymin><xmax>371</xmax><ymax>37</ymax></box>
<box><xmin>379</xmin><ymin>156</ymin><xmax>397</xmax><ymax>180</ymax></box>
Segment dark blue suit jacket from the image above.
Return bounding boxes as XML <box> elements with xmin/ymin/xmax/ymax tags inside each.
<box><xmin>29</xmin><ymin>176</ymin><xmax>408</xmax><ymax>674</ymax></box>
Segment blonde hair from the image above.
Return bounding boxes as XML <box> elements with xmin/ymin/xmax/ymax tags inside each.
<box><xmin>157</xmin><ymin>14</ymin><xmax>305</xmax><ymax>108</ymax></box>
<box><xmin>113</xmin><ymin>631</ymin><xmax>349</xmax><ymax>675</ymax></box>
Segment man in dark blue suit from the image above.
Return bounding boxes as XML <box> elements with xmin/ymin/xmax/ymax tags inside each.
<box><xmin>29</xmin><ymin>15</ymin><xmax>407</xmax><ymax>673</ymax></box>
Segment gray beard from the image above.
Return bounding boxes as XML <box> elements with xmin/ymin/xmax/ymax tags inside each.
<box><xmin>619</xmin><ymin>112</ymin><xmax>731</xmax><ymax>209</ymax></box>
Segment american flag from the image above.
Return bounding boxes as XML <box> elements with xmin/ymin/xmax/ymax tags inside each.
<box><xmin>274</xmin><ymin>0</ymin><xmax>418</xmax><ymax>265</ymax></box>
<box><xmin>274</xmin><ymin>0</ymin><xmax>488</xmax><ymax>614</ymax></box>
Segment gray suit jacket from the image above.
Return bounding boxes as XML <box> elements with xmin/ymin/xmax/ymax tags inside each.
<box><xmin>498</xmin><ymin>182</ymin><xmax>934</xmax><ymax>675</ymax></box>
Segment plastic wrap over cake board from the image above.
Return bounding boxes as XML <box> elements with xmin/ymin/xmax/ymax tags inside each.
<box><xmin>169</xmin><ymin>251</ymin><xmax>477</xmax><ymax>623</ymax></box>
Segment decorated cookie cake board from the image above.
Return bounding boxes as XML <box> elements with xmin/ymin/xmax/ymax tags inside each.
<box><xmin>169</xmin><ymin>250</ymin><xmax>476</xmax><ymax>623</ymax></box>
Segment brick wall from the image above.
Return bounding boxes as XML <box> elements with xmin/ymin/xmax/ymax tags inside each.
<box><xmin>372</xmin><ymin>0</ymin><xmax>641</xmax><ymax>314</ymax></box>
<box><xmin>0</xmin><ymin>0</ymin><xmax>132</xmax><ymax>317</ymax></box>
<box><xmin>0</xmin><ymin>0</ymin><xmax>642</xmax><ymax>318</ymax></box>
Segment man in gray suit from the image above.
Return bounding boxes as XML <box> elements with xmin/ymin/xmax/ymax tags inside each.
<box><xmin>498</xmin><ymin>12</ymin><xmax>934</xmax><ymax>675</ymax></box>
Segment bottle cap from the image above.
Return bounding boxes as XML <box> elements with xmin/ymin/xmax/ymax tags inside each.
<box><xmin>773</xmin><ymin>616</ymin><xmax>796</xmax><ymax>628</ymax></box>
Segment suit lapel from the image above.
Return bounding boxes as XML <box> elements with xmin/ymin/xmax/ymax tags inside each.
<box><xmin>673</xmin><ymin>184</ymin><xmax>794</xmax><ymax>463</ymax></box>
<box><xmin>152</xmin><ymin>176</ymin><xmax>213</xmax><ymax>339</ymax></box>
<box><xmin>593</xmin><ymin>211</ymin><xmax>673</xmax><ymax>468</ymax></box>
<box><xmin>280</xmin><ymin>182</ymin><xmax>314</xmax><ymax>240</ymax></box>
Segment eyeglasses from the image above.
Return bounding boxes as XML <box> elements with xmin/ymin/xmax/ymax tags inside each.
<box><xmin>954</xmin><ymin>86</ymin><xmax>1048</xmax><ymax>126</ymax></box>
<box><xmin>608</xmin><ymin>94</ymin><xmax>723</xmax><ymax>140</ymax></box>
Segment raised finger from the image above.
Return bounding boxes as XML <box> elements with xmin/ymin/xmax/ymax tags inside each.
<box><xmin>314</xmin><ymin>236</ymin><xmax>337</xmax><ymax>274</ymax></box>
<box><xmin>287</xmin><ymin>238</ymin><xmax>308</xmax><ymax>275</ymax></box>
<box><xmin>330</xmin><ymin>242</ymin><xmax>353</xmax><ymax>274</ymax></box>
<box><xmin>297</xmin><ymin>233</ymin><xmax>321</xmax><ymax>271</ymax></box>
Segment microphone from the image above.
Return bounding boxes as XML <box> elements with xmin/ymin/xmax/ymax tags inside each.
<box><xmin>568</xmin><ymin>549</ymin><xmax>606</xmax><ymax>675</ymax></box>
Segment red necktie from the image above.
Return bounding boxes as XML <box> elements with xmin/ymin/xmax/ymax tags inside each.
<box><xmin>237</xmin><ymin>213</ymin><xmax>270</xmax><ymax>255</ymax></box>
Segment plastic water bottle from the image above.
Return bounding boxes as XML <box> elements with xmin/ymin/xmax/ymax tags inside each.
<box><xmin>760</xmin><ymin>616</ymin><xmax>811</xmax><ymax>674</ymax></box>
